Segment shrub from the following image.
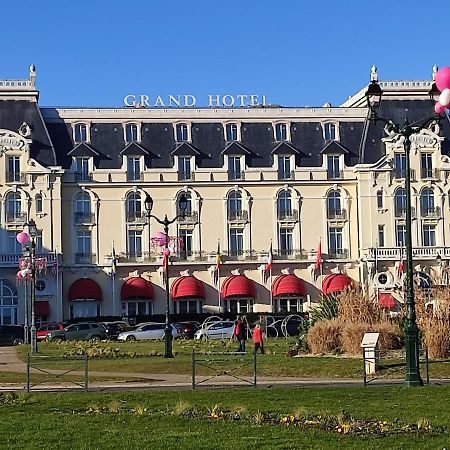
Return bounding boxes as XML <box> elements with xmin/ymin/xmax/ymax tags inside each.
<box><xmin>422</xmin><ymin>318</ymin><xmax>450</xmax><ymax>359</ymax></box>
<box><xmin>341</xmin><ymin>322</ymin><xmax>371</xmax><ymax>354</ymax></box>
<box><xmin>307</xmin><ymin>319</ymin><xmax>342</xmax><ymax>354</ymax></box>
<box><xmin>338</xmin><ymin>290</ymin><xmax>387</xmax><ymax>325</ymax></box>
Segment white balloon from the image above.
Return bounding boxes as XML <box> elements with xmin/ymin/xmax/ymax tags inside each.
<box><xmin>439</xmin><ymin>88</ymin><xmax>450</xmax><ymax>107</ymax></box>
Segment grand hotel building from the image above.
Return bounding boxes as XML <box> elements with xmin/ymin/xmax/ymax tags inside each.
<box><xmin>1</xmin><ymin>65</ymin><xmax>449</xmax><ymax>325</ymax></box>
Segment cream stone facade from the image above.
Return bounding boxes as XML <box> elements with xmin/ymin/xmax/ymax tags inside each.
<box><xmin>0</xmin><ymin>66</ymin><xmax>448</xmax><ymax>325</ymax></box>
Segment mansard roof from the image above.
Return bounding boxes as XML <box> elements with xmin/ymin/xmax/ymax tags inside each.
<box><xmin>67</xmin><ymin>142</ymin><xmax>99</xmax><ymax>156</ymax></box>
<box><xmin>119</xmin><ymin>142</ymin><xmax>149</xmax><ymax>155</ymax></box>
<box><xmin>222</xmin><ymin>141</ymin><xmax>251</xmax><ymax>155</ymax></box>
<box><xmin>171</xmin><ymin>142</ymin><xmax>201</xmax><ymax>156</ymax></box>
<box><xmin>271</xmin><ymin>141</ymin><xmax>300</xmax><ymax>155</ymax></box>
<box><xmin>320</xmin><ymin>140</ymin><xmax>349</xmax><ymax>154</ymax></box>
<box><xmin>0</xmin><ymin>100</ymin><xmax>55</xmax><ymax>166</ymax></box>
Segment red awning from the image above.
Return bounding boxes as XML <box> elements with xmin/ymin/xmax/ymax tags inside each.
<box><xmin>322</xmin><ymin>273</ymin><xmax>354</xmax><ymax>295</ymax></box>
<box><xmin>221</xmin><ymin>275</ymin><xmax>256</xmax><ymax>299</ymax></box>
<box><xmin>121</xmin><ymin>277</ymin><xmax>153</xmax><ymax>300</ymax></box>
<box><xmin>35</xmin><ymin>301</ymin><xmax>50</xmax><ymax>316</ymax></box>
<box><xmin>171</xmin><ymin>276</ymin><xmax>205</xmax><ymax>300</ymax></box>
<box><xmin>272</xmin><ymin>274</ymin><xmax>306</xmax><ymax>297</ymax></box>
<box><xmin>68</xmin><ymin>278</ymin><xmax>102</xmax><ymax>301</ymax></box>
<box><xmin>378</xmin><ymin>292</ymin><xmax>395</xmax><ymax>309</ymax></box>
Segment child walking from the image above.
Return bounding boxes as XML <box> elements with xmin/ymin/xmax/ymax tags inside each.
<box><xmin>252</xmin><ymin>323</ymin><xmax>264</xmax><ymax>354</ymax></box>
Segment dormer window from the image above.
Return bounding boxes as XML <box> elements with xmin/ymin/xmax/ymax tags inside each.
<box><xmin>74</xmin><ymin>123</ymin><xmax>88</xmax><ymax>143</ymax></box>
<box><xmin>324</xmin><ymin>123</ymin><xmax>337</xmax><ymax>141</ymax></box>
<box><xmin>74</xmin><ymin>157</ymin><xmax>91</xmax><ymax>182</ymax></box>
<box><xmin>278</xmin><ymin>155</ymin><xmax>293</xmax><ymax>180</ymax></box>
<box><xmin>275</xmin><ymin>123</ymin><xmax>288</xmax><ymax>141</ymax></box>
<box><xmin>127</xmin><ymin>156</ymin><xmax>142</xmax><ymax>181</ymax></box>
<box><xmin>6</xmin><ymin>156</ymin><xmax>21</xmax><ymax>183</ymax></box>
<box><xmin>226</xmin><ymin>123</ymin><xmax>239</xmax><ymax>142</ymax></box>
<box><xmin>125</xmin><ymin>123</ymin><xmax>139</xmax><ymax>142</ymax></box>
<box><xmin>228</xmin><ymin>156</ymin><xmax>243</xmax><ymax>180</ymax></box>
<box><xmin>178</xmin><ymin>156</ymin><xmax>193</xmax><ymax>181</ymax></box>
<box><xmin>327</xmin><ymin>155</ymin><xmax>342</xmax><ymax>179</ymax></box>
<box><xmin>176</xmin><ymin>123</ymin><xmax>189</xmax><ymax>142</ymax></box>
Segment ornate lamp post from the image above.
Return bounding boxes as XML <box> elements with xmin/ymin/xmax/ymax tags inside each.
<box><xmin>365</xmin><ymin>67</ymin><xmax>440</xmax><ymax>386</ymax></box>
<box><xmin>144</xmin><ymin>193</ymin><xmax>187</xmax><ymax>358</ymax></box>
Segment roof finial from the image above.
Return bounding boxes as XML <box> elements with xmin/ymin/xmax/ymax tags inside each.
<box><xmin>370</xmin><ymin>65</ymin><xmax>378</xmax><ymax>82</ymax></box>
<box><xmin>432</xmin><ymin>64</ymin><xmax>438</xmax><ymax>81</ymax></box>
<box><xmin>29</xmin><ymin>64</ymin><xmax>36</xmax><ymax>86</ymax></box>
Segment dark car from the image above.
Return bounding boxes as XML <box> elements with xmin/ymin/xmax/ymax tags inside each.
<box><xmin>47</xmin><ymin>322</ymin><xmax>107</xmax><ymax>342</ymax></box>
<box><xmin>100</xmin><ymin>321</ymin><xmax>129</xmax><ymax>340</ymax></box>
<box><xmin>0</xmin><ymin>325</ymin><xmax>24</xmax><ymax>346</ymax></box>
<box><xmin>173</xmin><ymin>321</ymin><xmax>201</xmax><ymax>339</ymax></box>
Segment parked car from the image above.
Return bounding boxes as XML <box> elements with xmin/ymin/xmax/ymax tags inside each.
<box><xmin>117</xmin><ymin>322</ymin><xmax>178</xmax><ymax>341</ymax></box>
<box><xmin>46</xmin><ymin>322</ymin><xmax>106</xmax><ymax>342</ymax></box>
<box><xmin>0</xmin><ymin>325</ymin><xmax>24</xmax><ymax>346</ymax></box>
<box><xmin>194</xmin><ymin>320</ymin><xmax>235</xmax><ymax>340</ymax></box>
<box><xmin>37</xmin><ymin>323</ymin><xmax>65</xmax><ymax>341</ymax></box>
<box><xmin>100</xmin><ymin>321</ymin><xmax>129</xmax><ymax>340</ymax></box>
<box><xmin>172</xmin><ymin>321</ymin><xmax>201</xmax><ymax>339</ymax></box>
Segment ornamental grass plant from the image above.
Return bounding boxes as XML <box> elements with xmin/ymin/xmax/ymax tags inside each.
<box><xmin>306</xmin><ymin>318</ymin><xmax>342</xmax><ymax>354</ymax></box>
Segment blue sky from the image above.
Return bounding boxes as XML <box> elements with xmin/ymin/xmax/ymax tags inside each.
<box><xmin>3</xmin><ymin>0</ymin><xmax>449</xmax><ymax>107</ymax></box>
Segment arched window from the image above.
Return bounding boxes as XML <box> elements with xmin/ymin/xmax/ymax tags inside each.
<box><xmin>226</xmin><ymin>123</ymin><xmax>238</xmax><ymax>142</ymax></box>
<box><xmin>326</xmin><ymin>191</ymin><xmax>342</xmax><ymax>219</ymax></box>
<box><xmin>277</xmin><ymin>191</ymin><xmax>292</xmax><ymax>220</ymax></box>
<box><xmin>74</xmin><ymin>192</ymin><xmax>91</xmax><ymax>223</ymax></box>
<box><xmin>0</xmin><ymin>280</ymin><xmax>19</xmax><ymax>325</ymax></box>
<box><xmin>126</xmin><ymin>192</ymin><xmax>142</xmax><ymax>222</ymax></box>
<box><xmin>125</xmin><ymin>123</ymin><xmax>138</xmax><ymax>142</ymax></box>
<box><xmin>176</xmin><ymin>123</ymin><xmax>189</xmax><ymax>142</ymax></box>
<box><xmin>177</xmin><ymin>192</ymin><xmax>192</xmax><ymax>216</ymax></box>
<box><xmin>376</xmin><ymin>190</ymin><xmax>383</xmax><ymax>209</ymax></box>
<box><xmin>275</xmin><ymin>123</ymin><xmax>288</xmax><ymax>141</ymax></box>
<box><xmin>6</xmin><ymin>192</ymin><xmax>22</xmax><ymax>222</ymax></box>
<box><xmin>74</xmin><ymin>123</ymin><xmax>88</xmax><ymax>143</ymax></box>
<box><xmin>394</xmin><ymin>188</ymin><xmax>407</xmax><ymax>217</ymax></box>
<box><xmin>421</xmin><ymin>188</ymin><xmax>435</xmax><ymax>216</ymax></box>
<box><xmin>227</xmin><ymin>192</ymin><xmax>242</xmax><ymax>221</ymax></box>
<box><xmin>35</xmin><ymin>194</ymin><xmax>43</xmax><ymax>213</ymax></box>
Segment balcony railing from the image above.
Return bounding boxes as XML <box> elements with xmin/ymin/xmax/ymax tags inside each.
<box><xmin>367</xmin><ymin>247</ymin><xmax>450</xmax><ymax>260</ymax></box>
<box><xmin>125</xmin><ymin>211</ymin><xmax>147</xmax><ymax>223</ymax></box>
<box><xmin>75</xmin><ymin>253</ymin><xmax>96</xmax><ymax>264</ymax></box>
<box><xmin>327</xmin><ymin>170</ymin><xmax>344</xmax><ymax>180</ymax></box>
<box><xmin>278</xmin><ymin>170</ymin><xmax>295</xmax><ymax>180</ymax></box>
<box><xmin>177</xmin><ymin>211</ymin><xmax>198</xmax><ymax>224</ymax></box>
<box><xmin>420</xmin><ymin>168</ymin><xmax>440</xmax><ymax>180</ymax></box>
<box><xmin>74</xmin><ymin>172</ymin><xmax>93</xmax><ymax>182</ymax></box>
<box><xmin>5</xmin><ymin>212</ymin><xmax>27</xmax><ymax>223</ymax></box>
<box><xmin>0</xmin><ymin>252</ymin><xmax>58</xmax><ymax>267</ymax></box>
<box><xmin>126</xmin><ymin>171</ymin><xmax>144</xmax><ymax>182</ymax></box>
<box><xmin>326</xmin><ymin>208</ymin><xmax>347</xmax><ymax>220</ymax></box>
<box><xmin>394</xmin><ymin>207</ymin><xmax>416</xmax><ymax>218</ymax></box>
<box><xmin>74</xmin><ymin>212</ymin><xmax>95</xmax><ymax>224</ymax></box>
<box><xmin>228</xmin><ymin>171</ymin><xmax>244</xmax><ymax>181</ymax></box>
<box><xmin>277</xmin><ymin>209</ymin><xmax>298</xmax><ymax>221</ymax></box>
<box><xmin>394</xmin><ymin>169</ymin><xmax>416</xmax><ymax>181</ymax></box>
<box><xmin>421</xmin><ymin>206</ymin><xmax>441</xmax><ymax>218</ymax></box>
<box><xmin>178</xmin><ymin>171</ymin><xmax>195</xmax><ymax>181</ymax></box>
<box><xmin>227</xmin><ymin>210</ymin><xmax>248</xmax><ymax>222</ymax></box>
<box><xmin>6</xmin><ymin>172</ymin><xmax>26</xmax><ymax>183</ymax></box>
<box><xmin>328</xmin><ymin>249</ymin><xmax>349</xmax><ymax>259</ymax></box>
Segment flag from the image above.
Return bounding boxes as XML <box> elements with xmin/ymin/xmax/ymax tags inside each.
<box><xmin>315</xmin><ymin>240</ymin><xmax>322</xmax><ymax>270</ymax></box>
<box><xmin>398</xmin><ymin>257</ymin><xmax>404</xmax><ymax>276</ymax></box>
<box><xmin>51</xmin><ymin>250</ymin><xmax>59</xmax><ymax>276</ymax></box>
<box><xmin>215</xmin><ymin>242</ymin><xmax>222</xmax><ymax>269</ymax></box>
<box><xmin>265</xmin><ymin>243</ymin><xmax>273</xmax><ymax>272</ymax></box>
<box><xmin>111</xmin><ymin>244</ymin><xmax>117</xmax><ymax>275</ymax></box>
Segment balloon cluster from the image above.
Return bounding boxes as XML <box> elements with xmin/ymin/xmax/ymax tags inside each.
<box><xmin>434</xmin><ymin>67</ymin><xmax>450</xmax><ymax>114</ymax></box>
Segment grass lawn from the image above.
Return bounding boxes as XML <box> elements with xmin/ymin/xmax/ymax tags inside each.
<box><xmin>2</xmin><ymin>386</ymin><xmax>450</xmax><ymax>449</ymax></box>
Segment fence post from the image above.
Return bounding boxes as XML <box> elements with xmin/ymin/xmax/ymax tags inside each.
<box><xmin>26</xmin><ymin>354</ymin><xmax>30</xmax><ymax>392</ymax></box>
<box><xmin>362</xmin><ymin>348</ymin><xmax>367</xmax><ymax>386</ymax></box>
<box><xmin>84</xmin><ymin>355</ymin><xmax>89</xmax><ymax>392</ymax></box>
<box><xmin>425</xmin><ymin>347</ymin><xmax>430</xmax><ymax>386</ymax></box>
<box><xmin>253</xmin><ymin>351</ymin><xmax>257</xmax><ymax>389</ymax></box>
<box><xmin>192</xmin><ymin>349</ymin><xmax>196</xmax><ymax>390</ymax></box>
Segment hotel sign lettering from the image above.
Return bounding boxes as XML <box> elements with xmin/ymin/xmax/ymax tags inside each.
<box><xmin>123</xmin><ymin>94</ymin><xmax>268</xmax><ymax>108</ymax></box>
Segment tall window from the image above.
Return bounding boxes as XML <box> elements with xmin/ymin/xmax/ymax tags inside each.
<box><xmin>127</xmin><ymin>230</ymin><xmax>143</xmax><ymax>257</ymax></box>
<box><xmin>328</xmin><ymin>227</ymin><xmax>343</xmax><ymax>257</ymax></box>
<box><xmin>178</xmin><ymin>157</ymin><xmax>192</xmax><ymax>181</ymax></box>
<box><xmin>395</xmin><ymin>153</ymin><xmax>406</xmax><ymax>178</ymax></box>
<box><xmin>35</xmin><ymin>194</ymin><xmax>43</xmax><ymax>213</ymax></box>
<box><xmin>327</xmin><ymin>191</ymin><xmax>342</xmax><ymax>219</ymax></box>
<box><xmin>125</xmin><ymin>124</ymin><xmax>138</xmax><ymax>142</ymax></box>
<box><xmin>327</xmin><ymin>155</ymin><xmax>341</xmax><ymax>179</ymax></box>
<box><xmin>75</xmin><ymin>157</ymin><xmax>90</xmax><ymax>181</ymax></box>
<box><xmin>179</xmin><ymin>229</ymin><xmax>193</xmax><ymax>259</ymax></box>
<box><xmin>378</xmin><ymin>225</ymin><xmax>385</xmax><ymax>247</ymax></box>
<box><xmin>226</xmin><ymin>123</ymin><xmax>238</xmax><ymax>142</ymax></box>
<box><xmin>228</xmin><ymin>192</ymin><xmax>243</xmax><ymax>221</ymax></box>
<box><xmin>277</xmin><ymin>191</ymin><xmax>292</xmax><ymax>220</ymax></box>
<box><xmin>324</xmin><ymin>123</ymin><xmax>336</xmax><ymax>141</ymax></box>
<box><xmin>0</xmin><ymin>280</ymin><xmax>19</xmax><ymax>325</ymax></box>
<box><xmin>6</xmin><ymin>192</ymin><xmax>22</xmax><ymax>222</ymax></box>
<box><xmin>396</xmin><ymin>224</ymin><xmax>406</xmax><ymax>247</ymax></box>
<box><xmin>7</xmin><ymin>231</ymin><xmax>22</xmax><ymax>254</ymax></box>
<box><xmin>75</xmin><ymin>192</ymin><xmax>91</xmax><ymax>223</ymax></box>
<box><xmin>278</xmin><ymin>156</ymin><xmax>292</xmax><ymax>180</ymax></box>
<box><xmin>279</xmin><ymin>227</ymin><xmax>293</xmax><ymax>256</ymax></box>
<box><xmin>229</xmin><ymin>228</ymin><xmax>244</xmax><ymax>256</ymax></box>
<box><xmin>420</xmin><ymin>188</ymin><xmax>435</xmax><ymax>216</ymax></box>
<box><xmin>176</xmin><ymin>123</ymin><xmax>189</xmax><ymax>142</ymax></box>
<box><xmin>74</xmin><ymin>123</ymin><xmax>87</xmax><ymax>143</ymax></box>
<box><xmin>394</xmin><ymin>188</ymin><xmax>407</xmax><ymax>216</ymax></box>
<box><xmin>127</xmin><ymin>156</ymin><xmax>141</xmax><ymax>181</ymax></box>
<box><xmin>421</xmin><ymin>153</ymin><xmax>433</xmax><ymax>179</ymax></box>
<box><xmin>177</xmin><ymin>192</ymin><xmax>192</xmax><ymax>216</ymax></box>
<box><xmin>76</xmin><ymin>230</ymin><xmax>92</xmax><ymax>262</ymax></box>
<box><xmin>275</xmin><ymin>123</ymin><xmax>288</xmax><ymax>141</ymax></box>
<box><xmin>422</xmin><ymin>225</ymin><xmax>436</xmax><ymax>247</ymax></box>
<box><xmin>126</xmin><ymin>192</ymin><xmax>142</xmax><ymax>222</ymax></box>
<box><xmin>228</xmin><ymin>156</ymin><xmax>242</xmax><ymax>180</ymax></box>
<box><xmin>7</xmin><ymin>156</ymin><xmax>21</xmax><ymax>182</ymax></box>
<box><xmin>376</xmin><ymin>191</ymin><xmax>383</xmax><ymax>209</ymax></box>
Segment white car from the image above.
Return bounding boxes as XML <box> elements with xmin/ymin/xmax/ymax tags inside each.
<box><xmin>194</xmin><ymin>320</ymin><xmax>235</xmax><ymax>340</ymax></box>
<box><xmin>117</xmin><ymin>322</ymin><xmax>178</xmax><ymax>341</ymax></box>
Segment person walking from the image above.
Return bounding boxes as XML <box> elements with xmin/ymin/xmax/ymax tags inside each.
<box><xmin>252</xmin><ymin>322</ymin><xmax>264</xmax><ymax>354</ymax></box>
<box><xmin>233</xmin><ymin>317</ymin><xmax>246</xmax><ymax>352</ymax></box>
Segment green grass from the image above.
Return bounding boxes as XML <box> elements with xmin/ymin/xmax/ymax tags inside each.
<box><xmin>2</xmin><ymin>387</ymin><xmax>450</xmax><ymax>449</ymax></box>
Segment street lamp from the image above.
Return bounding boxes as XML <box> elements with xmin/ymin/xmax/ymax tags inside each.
<box><xmin>27</xmin><ymin>219</ymin><xmax>38</xmax><ymax>354</ymax></box>
<box><xmin>144</xmin><ymin>193</ymin><xmax>187</xmax><ymax>358</ymax></box>
<box><xmin>365</xmin><ymin>67</ymin><xmax>440</xmax><ymax>386</ymax></box>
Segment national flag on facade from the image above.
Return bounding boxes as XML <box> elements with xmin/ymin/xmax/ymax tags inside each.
<box><xmin>315</xmin><ymin>240</ymin><xmax>322</xmax><ymax>270</ymax></box>
<box><xmin>265</xmin><ymin>243</ymin><xmax>273</xmax><ymax>272</ymax></box>
<box><xmin>398</xmin><ymin>257</ymin><xmax>404</xmax><ymax>276</ymax></box>
<box><xmin>51</xmin><ymin>250</ymin><xmax>59</xmax><ymax>276</ymax></box>
<box><xmin>216</xmin><ymin>242</ymin><xmax>222</xmax><ymax>269</ymax></box>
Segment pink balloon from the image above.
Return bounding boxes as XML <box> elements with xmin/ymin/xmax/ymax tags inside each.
<box><xmin>163</xmin><ymin>248</ymin><xmax>171</xmax><ymax>256</ymax></box>
<box><xmin>435</xmin><ymin>102</ymin><xmax>446</xmax><ymax>114</ymax></box>
<box><xmin>16</xmin><ymin>232</ymin><xmax>30</xmax><ymax>244</ymax></box>
<box><xmin>153</xmin><ymin>231</ymin><xmax>168</xmax><ymax>247</ymax></box>
<box><xmin>436</xmin><ymin>67</ymin><xmax>450</xmax><ymax>92</ymax></box>
<box><xmin>439</xmin><ymin>88</ymin><xmax>450</xmax><ymax>107</ymax></box>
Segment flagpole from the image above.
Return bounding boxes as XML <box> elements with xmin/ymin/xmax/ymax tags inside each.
<box><xmin>55</xmin><ymin>247</ymin><xmax>61</xmax><ymax>322</ymax></box>
<box><xmin>111</xmin><ymin>241</ymin><xmax>116</xmax><ymax>317</ymax></box>
<box><xmin>269</xmin><ymin>267</ymin><xmax>273</xmax><ymax>313</ymax></box>
<box><xmin>217</xmin><ymin>265</ymin><xmax>221</xmax><ymax>313</ymax></box>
